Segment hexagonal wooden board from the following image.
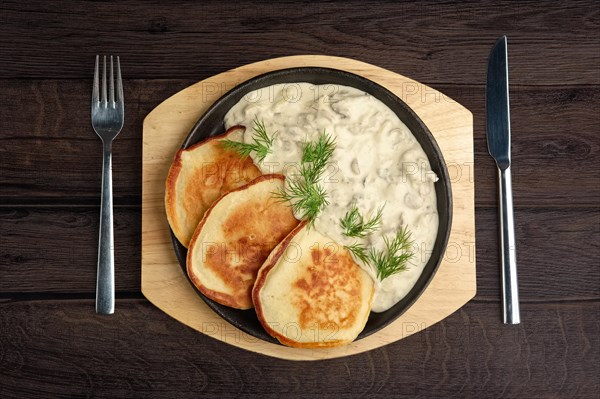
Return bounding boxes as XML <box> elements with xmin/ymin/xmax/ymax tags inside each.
<box><xmin>142</xmin><ymin>55</ymin><xmax>476</xmax><ymax>360</ymax></box>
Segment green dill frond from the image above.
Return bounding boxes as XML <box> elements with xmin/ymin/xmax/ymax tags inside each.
<box><xmin>340</xmin><ymin>202</ymin><xmax>385</xmax><ymax>238</ymax></box>
<box><xmin>273</xmin><ymin>178</ymin><xmax>329</xmax><ymax>226</ymax></box>
<box><xmin>300</xmin><ymin>131</ymin><xmax>336</xmax><ymax>184</ymax></box>
<box><xmin>345</xmin><ymin>226</ymin><xmax>415</xmax><ymax>281</ymax></box>
<box><xmin>345</xmin><ymin>242</ymin><xmax>369</xmax><ymax>263</ymax></box>
<box><xmin>219</xmin><ymin>117</ymin><xmax>275</xmax><ymax>163</ymax></box>
<box><xmin>220</xmin><ymin>139</ymin><xmax>254</xmax><ymax>158</ymax></box>
<box><xmin>371</xmin><ymin>226</ymin><xmax>415</xmax><ymax>280</ymax></box>
<box><xmin>273</xmin><ymin>130</ymin><xmax>336</xmax><ymax>225</ymax></box>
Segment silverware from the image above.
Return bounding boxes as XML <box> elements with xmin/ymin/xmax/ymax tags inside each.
<box><xmin>486</xmin><ymin>36</ymin><xmax>520</xmax><ymax>324</ymax></box>
<box><xmin>92</xmin><ymin>55</ymin><xmax>124</xmax><ymax>315</ymax></box>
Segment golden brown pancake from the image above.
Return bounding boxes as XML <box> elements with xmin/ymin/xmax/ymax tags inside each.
<box><xmin>165</xmin><ymin>126</ymin><xmax>261</xmax><ymax>247</ymax></box>
<box><xmin>253</xmin><ymin>222</ymin><xmax>374</xmax><ymax>348</ymax></box>
<box><xmin>186</xmin><ymin>174</ymin><xmax>300</xmax><ymax>309</ymax></box>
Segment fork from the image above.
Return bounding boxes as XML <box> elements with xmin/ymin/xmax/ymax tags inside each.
<box><xmin>92</xmin><ymin>55</ymin><xmax>124</xmax><ymax>314</ymax></box>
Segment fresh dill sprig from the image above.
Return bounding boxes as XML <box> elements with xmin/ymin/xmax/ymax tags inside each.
<box><xmin>274</xmin><ymin>131</ymin><xmax>336</xmax><ymax>226</ymax></box>
<box><xmin>371</xmin><ymin>226</ymin><xmax>415</xmax><ymax>280</ymax></box>
<box><xmin>301</xmin><ymin>132</ymin><xmax>336</xmax><ymax>184</ymax></box>
<box><xmin>340</xmin><ymin>202</ymin><xmax>385</xmax><ymax>238</ymax></box>
<box><xmin>344</xmin><ymin>226</ymin><xmax>415</xmax><ymax>281</ymax></box>
<box><xmin>345</xmin><ymin>242</ymin><xmax>369</xmax><ymax>264</ymax></box>
<box><xmin>220</xmin><ymin>118</ymin><xmax>275</xmax><ymax>163</ymax></box>
<box><xmin>277</xmin><ymin>178</ymin><xmax>329</xmax><ymax>223</ymax></box>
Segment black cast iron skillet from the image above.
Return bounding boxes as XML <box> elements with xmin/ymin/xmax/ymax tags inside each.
<box><xmin>169</xmin><ymin>67</ymin><xmax>452</xmax><ymax>344</ymax></box>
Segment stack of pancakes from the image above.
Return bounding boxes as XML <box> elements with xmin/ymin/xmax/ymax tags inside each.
<box><xmin>165</xmin><ymin>126</ymin><xmax>374</xmax><ymax>348</ymax></box>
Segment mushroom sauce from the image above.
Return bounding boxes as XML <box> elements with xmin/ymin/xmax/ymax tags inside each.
<box><xmin>224</xmin><ymin>83</ymin><xmax>439</xmax><ymax>312</ymax></box>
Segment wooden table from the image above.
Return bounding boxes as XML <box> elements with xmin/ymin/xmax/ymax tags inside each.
<box><xmin>1</xmin><ymin>1</ymin><xmax>598</xmax><ymax>397</ymax></box>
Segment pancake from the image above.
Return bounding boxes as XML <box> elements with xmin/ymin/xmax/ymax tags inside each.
<box><xmin>165</xmin><ymin>126</ymin><xmax>261</xmax><ymax>247</ymax></box>
<box><xmin>186</xmin><ymin>174</ymin><xmax>300</xmax><ymax>309</ymax></box>
<box><xmin>253</xmin><ymin>222</ymin><xmax>374</xmax><ymax>348</ymax></box>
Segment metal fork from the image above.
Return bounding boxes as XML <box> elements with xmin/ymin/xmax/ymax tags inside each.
<box><xmin>92</xmin><ymin>55</ymin><xmax>124</xmax><ymax>314</ymax></box>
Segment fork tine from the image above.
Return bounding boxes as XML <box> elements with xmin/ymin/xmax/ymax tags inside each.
<box><xmin>116</xmin><ymin>56</ymin><xmax>123</xmax><ymax>103</ymax></box>
<box><xmin>109</xmin><ymin>56</ymin><xmax>115</xmax><ymax>105</ymax></box>
<box><xmin>93</xmin><ymin>55</ymin><xmax>100</xmax><ymax>103</ymax></box>
<box><xmin>102</xmin><ymin>55</ymin><xmax>107</xmax><ymax>104</ymax></box>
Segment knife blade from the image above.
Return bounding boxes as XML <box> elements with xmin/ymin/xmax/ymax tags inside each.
<box><xmin>486</xmin><ymin>36</ymin><xmax>521</xmax><ymax>324</ymax></box>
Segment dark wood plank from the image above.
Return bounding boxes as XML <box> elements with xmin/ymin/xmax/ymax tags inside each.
<box><xmin>475</xmin><ymin>208</ymin><xmax>600</xmax><ymax>302</ymax></box>
<box><xmin>0</xmin><ymin>208</ymin><xmax>141</xmax><ymax>295</ymax></box>
<box><xmin>466</xmin><ymin>85</ymin><xmax>599</xmax><ymax>208</ymax></box>
<box><xmin>1</xmin><ymin>80</ymin><xmax>598</xmax><ymax>207</ymax></box>
<box><xmin>0</xmin><ymin>1</ymin><xmax>598</xmax><ymax>85</ymax></box>
<box><xmin>0</xmin><ymin>299</ymin><xmax>597</xmax><ymax>398</ymax></box>
<box><xmin>0</xmin><ymin>79</ymin><xmax>192</xmax><ymax>206</ymax></box>
<box><xmin>1</xmin><ymin>207</ymin><xmax>598</xmax><ymax>302</ymax></box>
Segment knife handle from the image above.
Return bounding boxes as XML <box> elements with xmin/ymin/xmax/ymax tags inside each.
<box><xmin>498</xmin><ymin>166</ymin><xmax>520</xmax><ymax>324</ymax></box>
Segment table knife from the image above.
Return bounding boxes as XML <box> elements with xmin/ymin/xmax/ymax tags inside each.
<box><xmin>486</xmin><ymin>35</ymin><xmax>521</xmax><ymax>324</ymax></box>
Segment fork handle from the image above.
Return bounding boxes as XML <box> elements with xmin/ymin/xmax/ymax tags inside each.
<box><xmin>96</xmin><ymin>140</ymin><xmax>115</xmax><ymax>314</ymax></box>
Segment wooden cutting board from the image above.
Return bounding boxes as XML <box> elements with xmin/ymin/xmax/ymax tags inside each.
<box><xmin>141</xmin><ymin>55</ymin><xmax>476</xmax><ymax>361</ymax></box>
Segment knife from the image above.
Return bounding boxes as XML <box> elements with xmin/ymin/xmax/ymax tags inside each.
<box><xmin>486</xmin><ymin>36</ymin><xmax>520</xmax><ymax>324</ymax></box>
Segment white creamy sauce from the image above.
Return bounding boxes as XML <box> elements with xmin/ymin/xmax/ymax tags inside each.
<box><xmin>224</xmin><ymin>83</ymin><xmax>439</xmax><ymax>312</ymax></box>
